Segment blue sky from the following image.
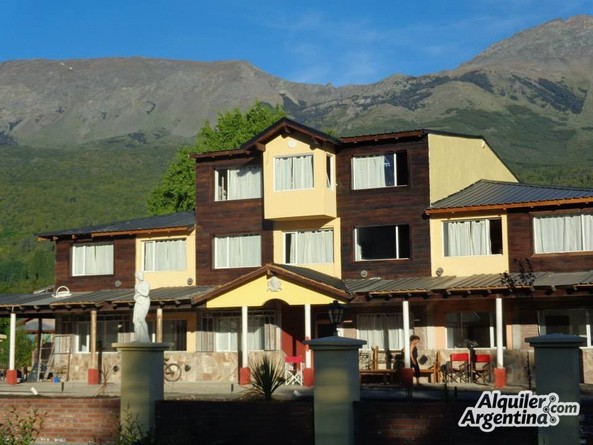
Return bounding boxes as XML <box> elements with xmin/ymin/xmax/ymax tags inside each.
<box><xmin>2</xmin><ymin>0</ymin><xmax>593</xmax><ymax>86</ymax></box>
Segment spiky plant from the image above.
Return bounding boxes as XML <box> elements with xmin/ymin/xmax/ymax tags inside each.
<box><xmin>241</xmin><ymin>354</ymin><xmax>285</xmax><ymax>401</ymax></box>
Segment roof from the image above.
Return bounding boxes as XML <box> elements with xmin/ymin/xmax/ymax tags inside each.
<box><xmin>427</xmin><ymin>180</ymin><xmax>593</xmax><ymax>213</ymax></box>
<box><xmin>37</xmin><ymin>210</ymin><xmax>195</xmax><ymax>239</ymax></box>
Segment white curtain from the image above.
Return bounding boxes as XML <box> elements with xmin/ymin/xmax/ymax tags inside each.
<box><xmin>73</xmin><ymin>243</ymin><xmax>113</xmax><ymax>275</ymax></box>
<box><xmin>352</xmin><ymin>154</ymin><xmax>394</xmax><ymax>189</ymax></box>
<box><xmin>227</xmin><ymin>166</ymin><xmax>262</xmax><ymax>200</ymax></box>
<box><xmin>357</xmin><ymin>313</ymin><xmax>404</xmax><ymax>350</ymax></box>
<box><xmin>534</xmin><ymin>215</ymin><xmax>585</xmax><ymax>253</ymax></box>
<box><xmin>144</xmin><ymin>239</ymin><xmax>186</xmax><ymax>271</ymax></box>
<box><xmin>445</xmin><ymin>220</ymin><xmax>491</xmax><ymax>256</ymax></box>
<box><xmin>275</xmin><ymin>155</ymin><xmax>314</xmax><ymax>191</ymax></box>
<box><xmin>215</xmin><ymin>234</ymin><xmax>261</xmax><ymax>268</ymax></box>
<box><xmin>216</xmin><ymin>317</ymin><xmax>239</xmax><ymax>351</ymax></box>
<box><xmin>286</xmin><ymin>230</ymin><xmax>333</xmax><ymax>264</ymax></box>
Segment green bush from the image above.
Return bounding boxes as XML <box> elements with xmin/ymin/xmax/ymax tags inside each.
<box><xmin>241</xmin><ymin>354</ymin><xmax>285</xmax><ymax>401</ymax></box>
<box><xmin>0</xmin><ymin>406</ymin><xmax>45</xmax><ymax>445</ymax></box>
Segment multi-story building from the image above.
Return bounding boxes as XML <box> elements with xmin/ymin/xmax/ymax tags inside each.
<box><xmin>2</xmin><ymin>118</ymin><xmax>593</xmax><ymax>386</ymax></box>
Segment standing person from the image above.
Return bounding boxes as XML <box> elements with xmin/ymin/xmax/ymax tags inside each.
<box><xmin>410</xmin><ymin>335</ymin><xmax>421</xmax><ymax>385</ymax></box>
<box><xmin>133</xmin><ymin>272</ymin><xmax>151</xmax><ymax>342</ymax></box>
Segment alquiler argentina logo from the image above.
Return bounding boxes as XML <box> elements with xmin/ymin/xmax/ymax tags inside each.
<box><xmin>459</xmin><ymin>390</ymin><xmax>580</xmax><ymax>432</ymax></box>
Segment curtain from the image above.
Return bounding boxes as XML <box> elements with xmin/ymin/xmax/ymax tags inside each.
<box><xmin>357</xmin><ymin>313</ymin><xmax>403</xmax><ymax>350</ymax></box>
<box><xmin>144</xmin><ymin>239</ymin><xmax>186</xmax><ymax>271</ymax></box>
<box><xmin>73</xmin><ymin>243</ymin><xmax>113</xmax><ymax>275</ymax></box>
<box><xmin>286</xmin><ymin>230</ymin><xmax>333</xmax><ymax>264</ymax></box>
<box><xmin>227</xmin><ymin>166</ymin><xmax>262</xmax><ymax>200</ymax></box>
<box><xmin>215</xmin><ymin>235</ymin><xmax>261</xmax><ymax>268</ymax></box>
<box><xmin>534</xmin><ymin>215</ymin><xmax>585</xmax><ymax>253</ymax></box>
<box><xmin>445</xmin><ymin>220</ymin><xmax>491</xmax><ymax>256</ymax></box>
<box><xmin>275</xmin><ymin>155</ymin><xmax>314</xmax><ymax>190</ymax></box>
<box><xmin>352</xmin><ymin>154</ymin><xmax>395</xmax><ymax>189</ymax></box>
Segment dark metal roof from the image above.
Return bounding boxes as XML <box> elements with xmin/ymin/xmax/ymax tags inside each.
<box><xmin>429</xmin><ymin>180</ymin><xmax>593</xmax><ymax>211</ymax></box>
<box><xmin>278</xmin><ymin>264</ymin><xmax>351</xmax><ymax>294</ymax></box>
<box><xmin>37</xmin><ymin>210</ymin><xmax>195</xmax><ymax>239</ymax></box>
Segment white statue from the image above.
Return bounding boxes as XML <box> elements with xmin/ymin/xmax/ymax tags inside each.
<box><xmin>132</xmin><ymin>272</ymin><xmax>151</xmax><ymax>342</ymax></box>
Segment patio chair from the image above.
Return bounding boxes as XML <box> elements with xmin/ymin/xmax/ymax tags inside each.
<box><xmin>445</xmin><ymin>353</ymin><xmax>469</xmax><ymax>383</ymax></box>
<box><xmin>473</xmin><ymin>354</ymin><xmax>491</xmax><ymax>384</ymax></box>
<box><xmin>284</xmin><ymin>356</ymin><xmax>303</xmax><ymax>385</ymax></box>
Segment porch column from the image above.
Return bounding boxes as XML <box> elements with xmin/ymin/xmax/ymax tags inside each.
<box><xmin>303</xmin><ymin>304</ymin><xmax>314</xmax><ymax>386</ymax></box>
<box><xmin>156</xmin><ymin>307</ymin><xmax>163</xmax><ymax>343</ymax></box>
<box><xmin>6</xmin><ymin>312</ymin><xmax>18</xmax><ymax>384</ymax></box>
<box><xmin>402</xmin><ymin>299</ymin><xmax>411</xmax><ymax>367</ymax></box>
<box><xmin>88</xmin><ymin>309</ymin><xmax>100</xmax><ymax>384</ymax></box>
<box><xmin>239</xmin><ymin>305</ymin><xmax>250</xmax><ymax>385</ymax></box>
<box><xmin>494</xmin><ymin>296</ymin><xmax>506</xmax><ymax>388</ymax></box>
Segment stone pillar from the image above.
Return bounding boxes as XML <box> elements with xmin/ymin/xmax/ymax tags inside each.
<box><xmin>526</xmin><ymin>334</ymin><xmax>584</xmax><ymax>445</ymax></box>
<box><xmin>113</xmin><ymin>342</ymin><xmax>170</xmax><ymax>436</ymax></box>
<box><xmin>305</xmin><ymin>336</ymin><xmax>366</xmax><ymax>445</ymax></box>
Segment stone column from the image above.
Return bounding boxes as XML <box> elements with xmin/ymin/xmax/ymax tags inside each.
<box><xmin>526</xmin><ymin>334</ymin><xmax>584</xmax><ymax>445</ymax></box>
<box><xmin>113</xmin><ymin>342</ymin><xmax>170</xmax><ymax>436</ymax></box>
<box><xmin>305</xmin><ymin>336</ymin><xmax>366</xmax><ymax>445</ymax></box>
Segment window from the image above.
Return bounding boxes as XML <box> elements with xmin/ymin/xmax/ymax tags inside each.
<box><xmin>198</xmin><ymin>311</ymin><xmax>277</xmax><ymax>352</ymax></box>
<box><xmin>274</xmin><ymin>155</ymin><xmax>314</xmax><ymax>191</ymax></box>
<box><xmin>446</xmin><ymin>312</ymin><xmax>495</xmax><ymax>348</ymax></box>
<box><xmin>148</xmin><ymin>319</ymin><xmax>187</xmax><ymax>351</ymax></box>
<box><xmin>357</xmin><ymin>313</ymin><xmax>411</xmax><ymax>351</ymax></box>
<box><xmin>214</xmin><ymin>234</ymin><xmax>261</xmax><ymax>269</ymax></box>
<box><xmin>58</xmin><ymin>314</ymin><xmax>131</xmax><ymax>352</ymax></box>
<box><xmin>444</xmin><ymin>219</ymin><xmax>502</xmax><ymax>257</ymax></box>
<box><xmin>534</xmin><ymin>214</ymin><xmax>593</xmax><ymax>253</ymax></box>
<box><xmin>143</xmin><ymin>238</ymin><xmax>186</xmax><ymax>272</ymax></box>
<box><xmin>215</xmin><ymin>165</ymin><xmax>262</xmax><ymax>201</ymax></box>
<box><xmin>284</xmin><ymin>229</ymin><xmax>333</xmax><ymax>264</ymax></box>
<box><xmin>72</xmin><ymin>243</ymin><xmax>114</xmax><ymax>276</ymax></box>
<box><xmin>355</xmin><ymin>225</ymin><xmax>410</xmax><ymax>261</ymax></box>
<box><xmin>539</xmin><ymin>309</ymin><xmax>589</xmax><ymax>343</ymax></box>
<box><xmin>352</xmin><ymin>152</ymin><xmax>408</xmax><ymax>190</ymax></box>
<box><xmin>326</xmin><ymin>154</ymin><xmax>334</xmax><ymax>189</ymax></box>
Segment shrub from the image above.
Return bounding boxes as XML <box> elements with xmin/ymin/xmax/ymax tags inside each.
<box><xmin>0</xmin><ymin>406</ymin><xmax>45</xmax><ymax>445</ymax></box>
<box><xmin>241</xmin><ymin>354</ymin><xmax>285</xmax><ymax>401</ymax></box>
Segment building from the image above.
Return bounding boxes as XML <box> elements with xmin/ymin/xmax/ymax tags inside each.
<box><xmin>2</xmin><ymin>118</ymin><xmax>593</xmax><ymax>385</ymax></box>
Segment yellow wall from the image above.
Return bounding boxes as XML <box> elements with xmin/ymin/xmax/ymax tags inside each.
<box><xmin>273</xmin><ymin>218</ymin><xmax>342</xmax><ymax>277</ymax></box>
<box><xmin>429</xmin><ymin>213</ymin><xmax>509</xmax><ymax>276</ymax></box>
<box><xmin>428</xmin><ymin>134</ymin><xmax>517</xmax><ymax>203</ymax></box>
<box><xmin>263</xmin><ymin>135</ymin><xmax>336</xmax><ymax>220</ymax></box>
<box><xmin>206</xmin><ymin>275</ymin><xmax>339</xmax><ymax>308</ymax></box>
<box><xmin>135</xmin><ymin>230</ymin><xmax>196</xmax><ymax>288</ymax></box>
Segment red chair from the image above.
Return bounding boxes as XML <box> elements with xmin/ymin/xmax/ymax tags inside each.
<box><xmin>473</xmin><ymin>354</ymin><xmax>491</xmax><ymax>384</ymax></box>
<box><xmin>446</xmin><ymin>353</ymin><xmax>469</xmax><ymax>383</ymax></box>
<box><xmin>284</xmin><ymin>356</ymin><xmax>303</xmax><ymax>385</ymax></box>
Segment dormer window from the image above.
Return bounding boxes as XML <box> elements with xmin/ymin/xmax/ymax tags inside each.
<box><xmin>215</xmin><ymin>165</ymin><xmax>262</xmax><ymax>201</ymax></box>
<box><xmin>274</xmin><ymin>154</ymin><xmax>314</xmax><ymax>191</ymax></box>
<box><xmin>352</xmin><ymin>152</ymin><xmax>408</xmax><ymax>190</ymax></box>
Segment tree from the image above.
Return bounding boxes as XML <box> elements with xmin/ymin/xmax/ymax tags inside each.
<box><xmin>147</xmin><ymin>102</ymin><xmax>286</xmax><ymax>215</ymax></box>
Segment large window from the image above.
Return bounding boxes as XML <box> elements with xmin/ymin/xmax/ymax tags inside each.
<box><xmin>72</xmin><ymin>243</ymin><xmax>114</xmax><ymax>276</ymax></box>
<box><xmin>446</xmin><ymin>312</ymin><xmax>495</xmax><ymax>348</ymax></box>
<box><xmin>214</xmin><ymin>234</ymin><xmax>261</xmax><ymax>269</ymax></box>
<box><xmin>143</xmin><ymin>238</ymin><xmax>186</xmax><ymax>272</ymax></box>
<box><xmin>355</xmin><ymin>225</ymin><xmax>410</xmax><ymax>261</ymax></box>
<box><xmin>357</xmin><ymin>313</ymin><xmax>411</xmax><ymax>351</ymax></box>
<box><xmin>284</xmin><ymin>229</ymin><xmax>333</xmax><ymax>264</ymax></box>
<box><xmin>443</xmin><ymin>219</ymin><xmax>502</xmax><ymax>257</ymax></box>
<box><xmin>274</xmin><ymin>155</ymin><xmax>314</xmax><ymax>191</ymax></box>
<box><xmin>148</xmin><ymin>319</ymin><xmax>187</xmax><ymax>351</ymax></box>
<box><xmin>539</xmin><ymin>309</ymin><xmax>589</xmax><ymax>342</ymax></box>
<box><xmin>215</xmin><ymin>165</ymin><xmax>262</xmax><ymax>201</ymax></box>
<box><xmin>534</xmin><ymin>214</ymin><xmax>593</xmax><ymax>253</ymax></box>
<box><xmin>198</xmin><ymin>311</ymin><xmax>277</xmax><ymax>352</ymax></box>
<box><xmin>352</xmin><ymin>152</ymin><xmax>408</xmax><ymax>190</ymax></box>
<box><xmin>58</xmin><ymin>314</ymin><xmax>131</xmax><ymax>352</ymax></box>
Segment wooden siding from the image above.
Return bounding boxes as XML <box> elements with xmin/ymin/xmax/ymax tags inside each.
<box><xmin>54</xmin><ymin>237</ymin><xmax>136</xmax><ymax>291</ymax></box>
<box><xmin>195</xmin><ymin>154</ymin><xmax>273</xmax><ymax>285</ymax></box>
<box><xmin>337</xmin><ymin>138</ymin><xmax>432</xmax><ymax>279</ymax></box>
<box><xmin>507</xmin><ymin>206</ymin><xmax>593</xmax><ymax>272</ymax></box>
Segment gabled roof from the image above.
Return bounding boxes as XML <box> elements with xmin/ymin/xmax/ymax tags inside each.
<box><xmin>191</xmin><ymin>118</ymin><xmax>340</xmax><ymax>161</ymax></box>
<box><xmin>37</xmin><ymin>210</ymin><xmax>195</xmax><ymax>240</ymax></box>
<box><xmin>427</xmin><ymin>180</ymin><xmax>593</xmax><ymax>214</ymax></box>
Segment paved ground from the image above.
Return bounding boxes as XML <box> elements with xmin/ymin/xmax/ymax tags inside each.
<box><xmin>3</xmin><ymin>379</ymin><xmax>590</xmax><ymax>401</ymax></box>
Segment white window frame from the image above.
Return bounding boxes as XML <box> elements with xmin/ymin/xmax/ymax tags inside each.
<box><xmin>215</xmin><ymin>165</ymin><xmax>262</xmax><ymax>201</ymax></box>
<box><xmin>326</xmin><ymin>154</ymin><xmax>335</xmax><ymax>190</ymax></box>
<box><xmin>213</xmin><ymin>234</ymin><xmax>261</xmax><ymax>269</ymax></box>
<box><xmin>143</xmin><ymin>238</ymin><xmax>187</xmax><ymax>272</ymax></box>
<box><xmin>274</xmin><ymin>154</ymin><xmax>314</xmax><ymax>191</ymax></box>
<box><xmin>352</xmin><ymin>153</ymin><xmax>399</xmax><ymax>190</ymax></box>
<box><xmin>284</xmin><ymin>229</ymin><xmax>334</xmax><ymax>265</ymax></box>
<box><xmin>354</xmin><ymin>225</ymin><xmax>410</xmax><ymax>261</ymax></box>
<box><xmin>533</xmin><ymin>214</ymin><xmax>593</xmax><ymax>254</ymax></box>
<box><xmin>71</xmin><ymin>242</ymin><xmax>114</xmax><ymax>276</ymax></box>
<box><xmin>443</xmin><ymin>218</ymin><xmax>503</xmax><ymax>257</ymax></box>
<box><xmin>357</xmin><ymin>313</ymin><xmax>411</xmax><ymax>351</ymax></box>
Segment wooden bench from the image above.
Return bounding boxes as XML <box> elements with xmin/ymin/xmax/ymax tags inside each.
<box><xmin>418</xmin><ymin>352</ymin><xmax>442</xmax><ymax>383</ymax></box>
<box><xmin>360</xmin><ymin>369</ymin><xmax>397</xmax><ymax>385</ymax></box>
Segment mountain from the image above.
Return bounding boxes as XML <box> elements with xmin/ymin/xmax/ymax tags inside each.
<box><xmin>2</xmin><ymin>15</ymin><xmax>593</xmax><ymax>291</ymax></box>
